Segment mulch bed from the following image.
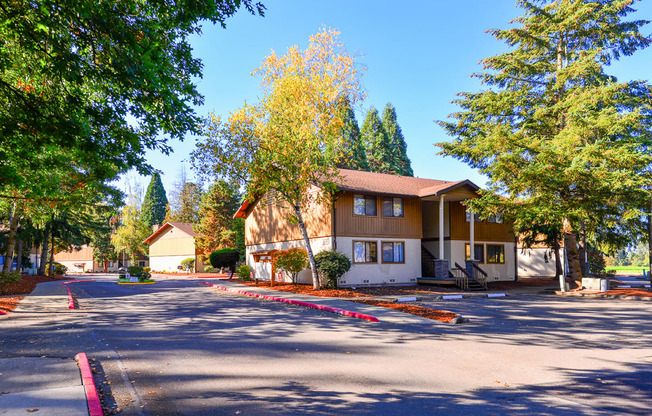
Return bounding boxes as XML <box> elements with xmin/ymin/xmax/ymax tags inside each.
<box><xmin>0</xmin><ymin>275</ymin><xmax>68</xmax><ymax>314</ymax></box>
<box><xmin>603</xmin><ymin>288</ymin><xmax>652</xmax><ymax>297</ymax></box>
<box><xmin>238</xmin><ymin>281</ymin><xmax>372</xmax><ymax>298</ymax></box>
<box><xmin>488</xmin><ymin>277</ymin><xmax>558</xmax><ymax>290</ymax></box>
<box><xmin>348</xmin><ymin>299</ymin><xmax>459</xmax><ymax>323</ymax></box>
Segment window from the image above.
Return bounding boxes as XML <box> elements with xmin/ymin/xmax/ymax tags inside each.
<box><xmin>108</xmin><ymin>261</ymin><xmax>113</xmax><ymax>267</ymax></box>
<box><xmin>382</xmin><ymin>197</ymin><xmax>404</xmax><ymax>217</ymax></box>
<box><xmin>465</xmin><ymin>210</ymin><xmax>482</xmax><ymax>222</ymax></box>
<box><xmin>139</xmin><ymin>261</ymin><xmax>146</xmax><ymax>267</ymax></box>
<box><xmin>353</xmin><ymin>241</ymin><xmax>378</xmax><ymax>263</ymax></box>
<box><xmin>488</xmin><ymin>213</ymin><xmax>503</xmax><ymax>224</ymax></box>
<box><xmin>382</xmin><ymin>242</ymin><xmax>405</xmax><ymax>263</ymax></box>
<box><xmin>465</xmin><ymin>243</ymin><xmax>484</xmax><ymax>263</ymax></box>
<box><xmin>487</xmin><ymin>245</ymin><xmax>505</xmax><ymax>264</ymax></box>
<box><xmin>354</xmin><ymin>194</ymin><xmax>377</xmax><ymax>216</ymax></box>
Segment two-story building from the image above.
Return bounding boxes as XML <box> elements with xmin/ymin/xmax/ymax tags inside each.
<box><xmin>235</xmin><ymin>169</ymin><xmax>529</xmax><ymax>287</ymax></box>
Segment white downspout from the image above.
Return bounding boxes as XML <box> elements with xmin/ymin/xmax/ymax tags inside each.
<box><xmin>439</xmin><ymin>194</ymin><xmax>445</xmax><ymax>260</ymax></box>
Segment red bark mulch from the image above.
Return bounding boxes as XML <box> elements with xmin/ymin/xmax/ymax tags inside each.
<box><xmin>0</xmin><ymin>275</ymin><xmax>68</xmax><ymax>314</ymax></box>
<box><xmin>238</xmin><ymin>281</ymin><xmax>372</xmax><ymax>298</ymax></box>
<box><xmin>603</xmin><ymin>288</ymin><xmax>652</xmax><ymax>298</ymax></box>
<box><xmin>348</xmin><ymin>299</ymin><xmax>459</xmax><ymax>323</ymax></box>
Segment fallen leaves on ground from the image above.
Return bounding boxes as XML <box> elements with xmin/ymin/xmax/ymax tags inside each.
<box><xmin>348</xmin><ymin>299</ymin><xmax>459</xmax><ymax>323</ymax></box>
<box><xmin>603</xmin><ymin>289</ymin><xmax>652</xmax><ymax>297</ymax></box>
<box><xmin>237</xmin><ymin>281</ymin><xmax>372</xmax><ymax>298</ymax></box>
<box><xmin>0</xmin><ymin>275</ymin><xmax>68</xmax><ymax>314</ymax></box>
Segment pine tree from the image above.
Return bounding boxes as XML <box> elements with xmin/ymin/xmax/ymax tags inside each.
<box><xmin>361</xmin><ymin>107</ymin><xmax>393</xmax><ymax>174</ymax></box>
<box><xmin>194</xmin><ymin>181</ymin><xmax>242</xmax><ymax>261</ymax></box>
<box><xmin>141</xmin><ymin>172</ymin><xmax>168</xmax><ymax>227</ymax></box>
<box><xmin>381</xmin><ymin>103</ymin><xmax>413</xmax><ymax>176</ymax></box>
<box><xmin>165</xmin><ymin>167</ymin><xmax>203</xmax><ymax>224</ymax></box>
<box><xmin>438</xmin><ymin>0</ymin><xmax>652</xmax><ymax>286</ymax></box>
<box><xmin>337</xmin><ymin>100</ymin><xmax>369</xmax><ymax>171</ymax></box>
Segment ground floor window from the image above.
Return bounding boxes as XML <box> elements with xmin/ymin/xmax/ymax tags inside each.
<box><xmin>465</xmin><ymin>243</ymin><xmax>484</xmax><ymax>263</ymax></box>
<box><xmin>486</xmin><ymin>244</ymin><xmax>505</xmax><ymax>264</ymax></box>
<box><xmin>382</xmin><ymin>242</ymin><xmax>405</xmax><ymax>263</ymax></box>
<box><xmin>353</xmin><ymin>241</ymin><xmax>378</xmax><ymax>263</ymax></box>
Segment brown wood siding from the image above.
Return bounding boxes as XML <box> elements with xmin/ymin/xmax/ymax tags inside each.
<box><xmin>334</xmin><ymin>192</ymin><xmax>422</xmax><ymax>238</ymax></box>
<box><xmin>54</xmin><ymin>246</ymin><xmax>94</xmax><ymax>261</ymax></box>
<box><xmin>449</xmin><ymin>201</ymin><xmax>514</xmax><ymax>242</ymax></box>
<box><xmin>245</xmin><ymin>191</ymin><xmax>332</xmax><ymax>245</ymax></box>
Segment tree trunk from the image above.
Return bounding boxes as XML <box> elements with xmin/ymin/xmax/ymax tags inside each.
<box><xmin>578</xmin><ymin>221</ymin><xmax>587</xmax><ymax>275</ymax></box>
<box><xmin>15</xmin><ymin>240</ymin><xmax>23</xmax><ymax>274</ymax></box>
<box><xmin>648</xmin><ymin>212</ymin><xmax>652</xmax><ymax>287</ymax></box>
<box><xmin>554</xmin><ymin>239</ymin><xmax>563</xmax><ymax>279</ymax></box>
<box><xmin>293</xmin><ymin>204</ymin><xmax>320</xmax><ymax>289</ymax></box>
<box><xmin>2</xmin><ymin>203</ymin><xmax>21</xmax><ymax>273</ymax></box>
<box><xmin>38</xmin><ymin>223</ymin><xmax>51</xmax><ymax>276</ymax></box>
<box><xmin>562</xmin><ymin>217</ymin><xmax>582</xmax><ymax>288</ymax></box>
<box><xmin>47</xmin><ymin>223</ymin><xmax>55</xmax><ymax>276</ymax></box>
<box><xmin>104</xmin><ymin>260</ymin><xmax>108</xmax><ymax>273</ymax></box>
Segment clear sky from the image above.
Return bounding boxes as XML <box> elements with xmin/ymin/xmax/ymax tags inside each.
<box><xmin>122</xmin><ymin>0</ymin><xmax>652</xmax><ymax>196</ymax></box>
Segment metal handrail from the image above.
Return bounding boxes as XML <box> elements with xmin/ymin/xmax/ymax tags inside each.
<box><xmin>453</xmin><ymin>262</ymin><xmax>471</xmax><ymax>291</ymax></box>
<box><xmin>472</xmin><ymin>263</ymin><xmax>489</xmax><ymax>290</ymax></box>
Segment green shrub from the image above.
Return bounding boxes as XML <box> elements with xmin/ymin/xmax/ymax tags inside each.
<box><xmin>0</xmin><ymin>270</ymin><xmax>21</xmax><ymax>295</ymax></box>
<box><xmin>143</xmin><ymin>267</ymin><xmax>151</xmax><ymax>273</ymax></box>
<box><xmin>204</xmin><ymin>265</ymin><xmax>214</xmax><ymax>272</ymax></box>
<box><xmin>274</xmin><ymin>248</ymin><xmax>307</xmax><ymax>284</ymax></box>
<box><xmin>314</xmin><ymin>251</ymin><xmax>351</xmax><ymax>288</ymax></box>
<box><xmin>180</xmin><ymin>257</ymin><xmax>195</xmax><ymax>272</ymax></box>
<box><xmin>209</xmin><ymin>248</ymin><xmax>239</xmax><ymax>274</ymax></box>
<box><xmin>237</xmin><ymin>265</ymin><xmax>251</xmax><ymax>281</ymax></box>
<box><xmin>53</xmin><ymin>262</ymin><xmax>68</xmax><ymax>276</ymax></box>
<box><xmin>127</xmin><ymin>266</ymin><xmax>143</xmax><ymax>276</ymax></box>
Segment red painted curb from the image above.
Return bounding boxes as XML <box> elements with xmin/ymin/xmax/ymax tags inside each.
<box><xmin>0</xmin><ymin>310</ymin><xmax>6</xmax><ymax>315</ymax></box>
<box><xmin>64</xmin><ymin>285</ymin><xmax>75</xmax><ymax>309</ymax></box>
<box><xmin>61</xmin><ymin>279</ymin><xmax>96</xmax><ymax>285</ymax></box>
<box><xmin>201</xmin><ymin>281</ymin><xmax>380</xmax><ymax>322</ymax></box>
<box><xmin>75</xmin><ymin>353</ymin><xmax>103</xmax><ymax>416</ymax></box>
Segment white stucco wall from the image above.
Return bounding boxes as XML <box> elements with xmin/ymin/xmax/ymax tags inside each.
<box><xmin>518</xmin><ymin>247</ymin><xmax>565</xmax><ymax>278</ymax></box>
<box><xmin>150</xmin><ymin>255</ymin><xmax>196</xmax><ymax>273</ymax></box>
<box><xmin>449</xmin><ymin>240</ymin><xmax>516</xmax><ymax>282</ymax></box>
<box><xmin>246</xmin><ymin>237</ymin><xmax>333</xmax><ymax>284</ymax></box>
<box><xmin>335</xmin><ymin>237</ymin><xmax>421</xmax><ymax>287</ymax></box>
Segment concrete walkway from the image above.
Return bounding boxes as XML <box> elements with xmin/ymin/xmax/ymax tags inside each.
<box><xmin>0</xmin><ymin>281</ymin><xmax>90</xmax><ymax>416</ymax></box>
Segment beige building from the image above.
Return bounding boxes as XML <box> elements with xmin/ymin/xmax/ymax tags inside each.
<box><xmin>54</xmin><ymin>245</ymin><xmax>148</xmax><ymax>273</ymax></box>
<box><xmin>143</xmin><ymin>222</ymin><xmax>205</xmax><ymax>273</ymax></box>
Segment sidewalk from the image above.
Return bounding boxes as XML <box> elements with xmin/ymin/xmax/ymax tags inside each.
<box><xmin>0</xmin><ymin>281</ymin><xmax>91</xmax><ymax>416</ymax></box>
<box><xmin>208</xmin><ymin>279</ymin><xmax>452</xmax><ymax>326</ymax></box>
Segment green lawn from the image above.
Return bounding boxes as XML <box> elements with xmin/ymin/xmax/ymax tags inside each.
<box><xmin>605</xmin><ymin>265</ymin><xmax>648</xmax><ymax>275</ymax></box>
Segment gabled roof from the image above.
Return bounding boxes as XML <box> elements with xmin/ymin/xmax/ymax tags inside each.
<box><xmin>336</xmin><ymin>169</ymin><xmax>479</xmax><ymax>198</ymax></box>
<box><xmin>233</xmin><ymin>168</ymin><xmax>481</xmax><ymax>219</ymax></box>
<box><xmin>142</xmin><ymin>222</ymin><xmax>200</xmax><ymax>244</ymax></box>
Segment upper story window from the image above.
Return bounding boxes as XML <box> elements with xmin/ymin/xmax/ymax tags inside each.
<box><xmin>382</xmin><ymin>197</ymin><xmax>404</xmax><ymax>218</ymax></box>
<box><xmin>354</xmin><ymin>194</ymin><xmax>377</xmax><ymax>216</ymax></box>
<box><xmin>488</xmin><ymin>213</ymin><xmax>503</xmax><ymax>224</ymax></box>
<box><xmin>465</xmin><ymin>210</ymin><xmax>482</xmax><ymax>222</ymax></box>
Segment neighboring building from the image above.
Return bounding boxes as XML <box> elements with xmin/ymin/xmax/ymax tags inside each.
<box><xmin>143</xmin><ymin>222</ymin><xmax>205</xmax><ymax>273</ymax></box>
<box><xmin>234</xmin><ymin>169</ymin><xmax>519</xmax><ymax>287</ymax></box>
<box><xmin>517</xmin><ymin>242</ymin><xmax>567</xmax><ymax>278</ymax></box>
<box><xmin>54</xmin><ymin>245</ymin><xmax>148</xmax><ymax>273</ymax></box>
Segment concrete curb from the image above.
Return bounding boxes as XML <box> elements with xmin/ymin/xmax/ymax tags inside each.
<box><xmin>116</xmin><ymin>281</ymin><xmax>156</xmax><ymax>285</ymax></box>
<box><xmin>202</xmin><ymin>281</ymin><xmax>380</xmax><ymax>323</ymax></box>
<box><xmin>64</xmin><ymin>285</ymin><xmax>75</xmax><ymax>309</ymax></box>
<box><xmin>555</xmin><ymin>291</ymin><xmax>652</xmax><ymax>301</ymax></box>
<box><xmin>75</xmin><ymin>353</ymin><xmax>103</xmax><ymax>416</ymax></box>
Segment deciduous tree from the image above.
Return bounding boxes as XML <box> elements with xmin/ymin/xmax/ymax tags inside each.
<box><xmin>192</xmin><ymin>28</ymin><xmax>365</xmax><ymax>289</ymax></box>
<box><xmin>194</xmin><ymin>181</ymin><xmax>241</xmax><ymax>261</ymax></box>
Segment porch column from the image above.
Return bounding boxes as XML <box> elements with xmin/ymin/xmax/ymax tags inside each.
<box><xmin>469</xmin><ymin>208</ymin><xmax>475</xmax><ymax>260</ymax></box>
<box><xmin>439</xmin><ymin>194</ymin><xmax>445</xmax><ymax>260</ymax></box>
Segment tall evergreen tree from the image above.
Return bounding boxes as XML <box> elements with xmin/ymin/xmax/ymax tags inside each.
<box><xmin>437</xmin><ymin>0</ymin><xmax>652</xmax><ymax>286</ymax></box>
<box><xmin>382</xmin><ymin>103</ymin><xmax>413</xmax><ymax>176</ymax></box>
<box><xmin>165</xmin><ymin>167</ymin><xmax>203</xmax><ymax>224</ymax></box>
<box><xmin>194</xmin><ymin>180</ymin><xmax>242</xmax><ymax>261</ymax></box>
<box><xmin>141</xmin><ymin>172</ymin><xmax>168</xmax><ymax>227</ymax></box>
<box><xmin>337</xmin><ymin>100</ymin><xmax>369</xmax><ymax>171</ymax></box>
<box><xmin>361</xmin><ymin>107</ymin><xmax>393</xmax><ymax>174</ymax></box>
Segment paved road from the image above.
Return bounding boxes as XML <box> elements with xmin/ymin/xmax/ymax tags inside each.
<box><xmin>1</xmin><ymin>274</ymin><xmax>651</xmax><ymax>415</ymax></box>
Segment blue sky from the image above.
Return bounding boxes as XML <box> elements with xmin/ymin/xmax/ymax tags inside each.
<box><xmin>123</xmin><ymin>0</ymin><xmax>652</xmax><ymax>196</ymax></box>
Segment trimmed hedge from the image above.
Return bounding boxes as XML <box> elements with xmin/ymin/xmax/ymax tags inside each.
<box><xmin>209</xmin><ymin>248</ymin><xmax>239</xmax><ymax>274</ymax></box>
